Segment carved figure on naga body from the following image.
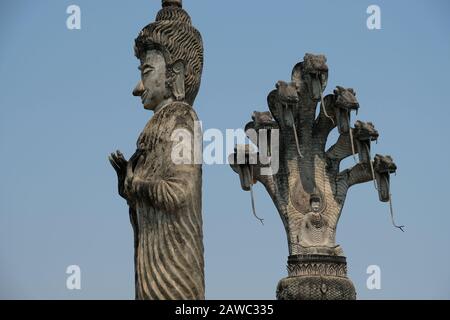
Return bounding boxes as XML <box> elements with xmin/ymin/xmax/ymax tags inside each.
<box><xmin>230</xmin><ymin>53</ymin><xmax>402</xmax><ymax>300</ymax></box>
<box><xmin>109</xmin><ymin>0</ymin><xmax>205</xmax><ymax>300</ymax></box>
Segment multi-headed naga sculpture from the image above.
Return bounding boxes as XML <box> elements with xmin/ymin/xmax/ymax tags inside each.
<box><xmin>109</xmin><ymin>0</ymin><xmax>204</xmax><ymax>300</ymax></box>
<box><xmin>230</xmin><ymin>53</ymin><xmax>402</xmax><ymax>300</ymax></box>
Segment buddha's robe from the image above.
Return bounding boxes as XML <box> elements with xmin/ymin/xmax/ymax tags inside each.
<box><xmin>126</xmin><ymin>102</ymin><xmax>204</xmax><ymax>300</ymax></box>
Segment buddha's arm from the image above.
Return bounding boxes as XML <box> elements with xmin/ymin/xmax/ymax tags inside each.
<box><xmin>133</xmin><ymin>165</ymin><xmax>197</xmax><ymax>211</ymax></box>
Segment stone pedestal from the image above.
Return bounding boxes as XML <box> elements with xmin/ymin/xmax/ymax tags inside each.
<box><xmin>276</xmin><ymin>255</ymin><xmax>356</xmax><ymax>300</ymax></box>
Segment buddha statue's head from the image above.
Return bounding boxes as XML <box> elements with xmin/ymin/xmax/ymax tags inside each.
<box><xmin>310</xmin><ymin>194</ymin><xmax>322</xmax><ymax>213</ymax></box>
<box><xmin>133</xmin><ymin>0</ymin><xmax>203</xmax><ymax>111</ymax></box>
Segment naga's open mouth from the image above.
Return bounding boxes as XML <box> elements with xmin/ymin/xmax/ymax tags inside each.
<box><xmin>374</xmin><ymin>154</ymin><xmax>397</xmax><ymax>202</ymax></box>
<box><xmin>299</xmin><ymin>53</ymin><xmax>329</xmax><ymax>101</ymax></box>
<box><xmin>305</xmin><ymin>71</ymin><xmax>328</xmax><ymax>101</ymax></box>
<box><xmin>333</xmin><ymin>87</ymin><xmax>360</xmax><ymax>135</ymax></box>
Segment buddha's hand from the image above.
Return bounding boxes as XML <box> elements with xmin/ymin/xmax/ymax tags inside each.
<box><xmin>109</xmin><ymin>150</ymin><xmax>128</xmax><ymax>200</ymax></box>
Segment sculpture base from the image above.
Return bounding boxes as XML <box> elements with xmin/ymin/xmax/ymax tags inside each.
<box><xmin>276</xmin><ymin>254</ymin><xmax>356</xmax><ymax>300</ymax></box>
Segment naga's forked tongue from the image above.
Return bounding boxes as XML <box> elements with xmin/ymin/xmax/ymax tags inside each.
<box><xmin>249</xmin><ymin>166</ymin><xmax>264</xmax><ymax>225</ymax></box>
<box><xmin>349</xmin><ymin>126</ymin><xmax>357</xmax><ymax>162</ymax></box>
<box><xmin>365</xmin><ymin>143</ymin><xmax>378</xmax><ymax>190</ymax></box>
<box><xmin>337</xmin><ymin>108</ymin><xmax>356</xmax><ymax>162</ymax></box>
<box><xmin>285</xmin><ymin>104</ymin><xmax>303</xmax><ymax>158</ymax></box>
<box><xmin>384</xmin><ymin>175</ymin><xmax>404</xmax><ymax>232</ymax></box>
<box><xmin>319</xmin><ymin>81</ymin><xmax>334</xmax><ymax>125</ymax></box>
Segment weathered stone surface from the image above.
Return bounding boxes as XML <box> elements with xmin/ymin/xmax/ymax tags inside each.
<box><xmin>230</xmin><ymin>53</ymin><xmax>400</xmax><ymax>300</ymax></box>
<box><xmin>110</xmin><ymin>0</ymin><xmax>204</xmax><ymax>300</ymax></box>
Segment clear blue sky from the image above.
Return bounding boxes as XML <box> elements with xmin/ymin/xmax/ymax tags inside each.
<box><xmin>1</xmin><ymin>0</ymin><xmax>449</xmax><ymax>299</ymax></box>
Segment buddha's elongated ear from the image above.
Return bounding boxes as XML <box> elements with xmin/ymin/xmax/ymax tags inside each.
<box><xmin>171</xmin><ymin>59</ymin><xmax>186</xmax><ymax>101</ymax></box>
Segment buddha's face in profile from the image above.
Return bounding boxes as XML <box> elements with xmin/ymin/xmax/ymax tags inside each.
<box><xmin>133</xmin><ymin>50</ymin><xmax>169</xmax><ymax>111</ymax></box>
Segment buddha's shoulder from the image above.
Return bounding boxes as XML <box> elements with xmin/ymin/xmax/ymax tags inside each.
<box><xmin>157</xmin><ymin>102</ymin><xmax>199</xmax><ymax>124</ymax></box>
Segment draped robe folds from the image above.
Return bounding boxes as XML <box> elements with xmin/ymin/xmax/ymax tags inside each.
<box><xmin>126</xmin><ymin>102</ymin><xmax>204</xmax><ymax>300</ymax></box>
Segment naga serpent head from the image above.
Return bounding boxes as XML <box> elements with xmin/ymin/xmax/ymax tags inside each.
<box><xmin>374</xmin><ymin>154</ymin><xmax>397</xmax><ymax>174</ymax></box>
<box><xmin>333</xmin><ymin>86</ymin><xmax>360</xmax><ymax>134</ymax></box>
<box><xmin>334</xmin><ymin>86</ymin><xmax>359</xmax><ymax>111</ymax></box>
<box><xmin>274</xmin><ymin>81</ymin><xmax>300</xmax><ymax>128</ymax></box>
<box><xmin>229</xmin><ymin>144</ymin><xmax>258</xmax><ymax>191</ymax></box>
<box><xmin>251</xmin><ymin>111</ymin><xmax>277</xmax><ymax>131</ymax></box>
<box><xmin>373</xmin><ymin>155</ymin><xmax>404</xmax><ymax>231</ymax></box>
<box><xmin>245</xmin><ymin>111</ymin><xmax>278</xmax><ymax>155</ymax></box>
<box><xmin>292</xmin><ymin>53</ymin><xmax>328</xmax><ymax>101</ymax></box>
<box><xmin>229</xmin><ymin>145</ymin><xmax>265</xmax><ymax>225</ymax></box>
<box><xmin>354</xmin><ymin>121</ymin><xmax>379</xmax><ymax>163</ymax></box>
<box><xmin>276</xmin><ymin>81</ymin><xmax>299</xmax><ymax>105</ymax></box>
<box><xmin>374</xmin><ymin>154</ymin><xmax>397</xmax><ymax>202</ymax></box>
<box><xmin>354</xmin><ymin>120</ymin><xmax>379</xmax><ymax>142</ymax></box>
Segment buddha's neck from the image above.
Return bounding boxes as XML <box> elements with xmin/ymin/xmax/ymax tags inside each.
<box><xmin>154</xmin><ymin>97</ymin><xmax>175</xmax><ymax>114</ymax></box>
